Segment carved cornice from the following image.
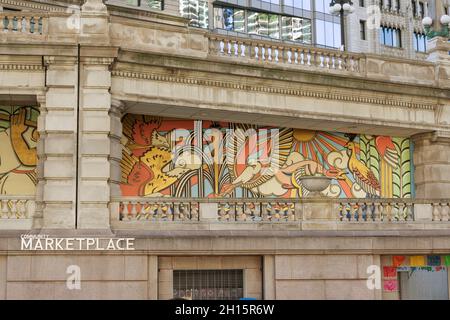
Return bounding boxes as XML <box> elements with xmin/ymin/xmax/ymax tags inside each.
<box><xmin>111</xmin><ymin>70</ymin><xmax>437</xmax><ymax>111</ymax></box>
<box><xmin>0</xmin><ymin>63</ymin><xmax>44</xmax><ymax>71</ymax></box>
<box><xmin>0</xmin><ymin>0</ymin><xmax>71</xmax><ymax>12</ymax></box>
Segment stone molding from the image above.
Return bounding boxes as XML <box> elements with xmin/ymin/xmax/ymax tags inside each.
<box><xmin>0</xmin><ymin>0</ymin><xmax>71</xmax><ymax>12</ymax></box>
<box><xmin>111</xmin><ymin>70</ymin><xmax>437</xmax><ymax>111</ymax></box>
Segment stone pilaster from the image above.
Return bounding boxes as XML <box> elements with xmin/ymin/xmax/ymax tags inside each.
<box><xmin>77</xmin><ymin>50</ymin><xmax>117</xmax><ymax>229</ymax></box>
<box><xmin>41</xmin><ymin>56</ymin><xmax>79</xmax><ymax>229</ymax></box>
<box><xmin>109</xmin><ymin>99</ymin><xmax>125</xmax><ymax>199</ymax></box>
<box><xmin>413</xmin><ymin>131</ymin><xmax>450</xmax><ymax>198</ymax></box>
<box><xmin>33</xmin><ymin>94</ymin><xmax>47</xmax><ymax>229</ymax></box>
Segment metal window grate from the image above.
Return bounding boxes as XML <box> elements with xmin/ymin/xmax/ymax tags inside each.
<box><xmin>173</xmin><ymin>269</ymin><xmax>244</xmax><ymax>300</ymax></box>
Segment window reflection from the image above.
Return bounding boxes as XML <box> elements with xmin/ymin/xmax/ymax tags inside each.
<box><xmin>315</xmin><ymin>19</ymin><xmax>341</xmax><ymax>49</ymax></box>
<box><xmin>215</xmin><ymin>6</ymin><xmax>311</xmax><ymax>44</ymax></box>
<box><xmin>180</xmin><ymin>0</ymin><xmax>209</xmax><ymax>28</ymax></box>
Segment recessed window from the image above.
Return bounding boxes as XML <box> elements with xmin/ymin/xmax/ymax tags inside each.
<box><xmin>173</xmin><ymin>269</ymin><xmax>244</xmax><ymax>300</ymax></box>
<box><xmin>360</xmin><ymin>20</ymin><xmax>366</xmax><ymax>40</ymax></box>
<box><xmin>359</xmin><ymin>0</ymin><xmax>365</xmax><ymax>7</ymax></box>
<box><xmin>379</xmin><ymin>26</ymin><xmax>402</xmax><ymax>48</ymax></box>
<box><xmin>412</xmin><ymin>0</ymin><xmax>426</xmax><ymax>17</ymax></box>
<box><xmin>413</xmin><ymin>32</ymin><xmax>427</xmax><ymax>52</ymax></box>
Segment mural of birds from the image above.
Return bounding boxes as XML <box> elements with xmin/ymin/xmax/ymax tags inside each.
<box><xmin>367</xmin><ymin>135</ymin><xmax>399</xmax><ymax>169</ymax></box>
<box><xmin>120</xmin><ymin>115</ymin><xmax>201</xmax><ymax>197</ymax></box>
<box><xmin>345</xmin><ymin>139</ymin><xmax>381</xmax><ymax>197</ymax></box>
<box><xmin>220</xmin><ymin>124</ymin><xmax>294</xmax><ymax>196</ymax></box>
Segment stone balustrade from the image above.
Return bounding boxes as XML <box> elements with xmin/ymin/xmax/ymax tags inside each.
<box><xmin>0</xmin><ymin>196</ymin><xmax>36</xmax><ymax>230</ymax></box>
<box><xmin>110</xmin><ymin>197</ymin><xmax>450</xmax><ymax>229</ymax></box>
<box><xmin>208</xmin><ymin>34</ymin><xmax>364</xmax><ymax>75</ymax></box>
<box><xmin>0</xmin><ymin>12</ymin><xmax>47</xmax><ymax>35</ymax></box>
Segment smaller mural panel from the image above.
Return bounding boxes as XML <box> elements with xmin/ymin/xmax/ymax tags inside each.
<box><xmin>0</xmin><ymin>106</ymin><xmax>39</xmax><ymax>195</ymax></box>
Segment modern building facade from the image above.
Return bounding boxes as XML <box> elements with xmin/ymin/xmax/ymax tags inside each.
<box><xmin>0</xmin><ymin>0</ymin><xmax>449</xmax><ymax>299</ymax></box>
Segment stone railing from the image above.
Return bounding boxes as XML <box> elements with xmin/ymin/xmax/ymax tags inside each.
<box><xmin>0</xmin><ymin>196</ymin><xmax>36</xmax><ymax>230</ymax></box>
<box><xmin>110</xmin><ymin>197</ymin><xmax>450</xmax><ymax>229</ymax></box>
<box><xmin>208</xmin><ymin>33</ymin><xmax>364</xmax><ymax>75</ymax></box>
<box><xmin>0</xmin><ymin>12</ymin><xmax>48</xmax><ymax>35</ymax></box>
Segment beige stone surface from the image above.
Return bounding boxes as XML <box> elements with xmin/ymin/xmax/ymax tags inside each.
<box><xmin>0</xmin><ymin>256</ymin><xmax>6</xmax><ymax>300</ymax></box>
<box><xmin>7</xmin><ymin>281</ymin><xmax>147</xmax><ymax>300</ymax></box>
<box><xmin>324</xmin><ymin>280</ymin><xmax>375</xmax><ymax>300</ymax></box>
<box><xmin>276</xmin><ymin>280</ymin><xmax>325</xmax><ymax>299</ymax></box>
<box><xmin>275</xmin><ymin>255</ymin><xmax>362</xmax><ymax>280</ymax></box>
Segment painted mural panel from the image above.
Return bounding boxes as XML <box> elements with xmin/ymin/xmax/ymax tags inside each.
<box><xmin>120</xmin><ymin>114</ymin><xmax>412</xmax><ymax>199</ymax></box>
<box><xmin>0</xmin><ymin>106</ymin><xmax>39</xmax><ymax>195</ymax></box>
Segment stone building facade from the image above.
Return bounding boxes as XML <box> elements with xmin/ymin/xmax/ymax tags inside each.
<box><xmin>0</xmin><ymin>0</ymin><xmax>449</xmax><ymax>299</ymax></box>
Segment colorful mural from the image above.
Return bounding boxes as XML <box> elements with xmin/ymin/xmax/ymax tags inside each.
<box><xmin>120</xmin><ymin>114</ymin><xmax>412</xmax><ymax>199</ymax></box>
<box><xmin>0</xmin><ymin>106</ymin><xmax>39</xmax><ymax>195</ymax></box>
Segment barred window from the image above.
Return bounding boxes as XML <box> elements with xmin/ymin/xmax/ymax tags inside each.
<box><xmin>173</xmin><ymin>269</ymin><xmax>244</xmax><ymax>300</ymax></box>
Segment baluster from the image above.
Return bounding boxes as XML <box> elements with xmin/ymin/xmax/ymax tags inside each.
<box><xmin>325</xmin><ymin>55</ymin><xmax>330</xmax><ymax>68</ymax></box>
<box><xmin>245</xmin><ymin>203</ymin><xmax>254</xmax><ymax>221</ymax></box>
<box><xmin>405</xmin><ymin>203</ymin><xmax>413</xmax><ymax>221</ymax></box>
<box><xmin>287</xmin><ymin>49</ymin><xmax>292</xmax><ymax>63</ymax></box>
<box><xmin>12</xmin><ymin>16</ymin><xmax>18</xmax><ymax>32</ymax></box>
<box><xmin>166</xmin><ymin>203</ymin><xmax>173</xmax><ymax>220</ymax></box>
<box><xmin>306</xmin><ymin>51</ymin><xmax>311</xmax><ymax>65</ymax></box>
<box><xmin>30</xmin><ymin>17</ymin><xmax>35</xmax><ymax>33</ymax></box>
<box><xmin>441</xmin><ymin>203</ymin><xmax>450</xmax><ymax>222</ymax></box>
<box><xmin>338</xmin><ymin>57</ymin><xmax>343</xmax><ymax>70</ymax></box>
<box><xmin>120</xmin><ymin>202</ymin><xmax>127</xmax><ymax>220</ymax></box>
<box><xmin>130</xmin><ymin>202</ymin><xmax>138</xmax><ymax>220</ymax></box>
<box><xmin>233</xmin><ymin>42</ymin><xmax>238</xmax><ymax>56</ymax></box>
<box><xmin>397</xmin><ymin>202</ymin><xmax>406</xmax><ymax>221</ymax></box>
<box><xmin>359</xmin><ymin>202</ymin><xmax>366</xmax><ymax>221</ymax></box>
<box><xmin>254</xmin><ymin>45</ymin><xmax>259</xmax><ymax>59</ymax></box>
<box><xmin>261</xmin><ymin>46</ymin><xmax>266</xmax><ymax>61</ymax></box>
<box><xmin>267</xmin><ymin>47</ymin><xmax>272</xmax><ymax>61</ymax></box>
<box><xmin>219</xmin><ymin>40</ymin><xmax>225</xmax><ymax>54</ymax></box>
<box><xmin>227</xmin><ymin>41</ymin><xmax>232</xmax><ymax>55</ymax></box>
<box><xmin>16</xmin><ymin>200</ymin><xmax>25</xmax><ymax>219</ymax></box>
<box><xmin>21</xmin><ymin>17</ymin><xmax>27</xmax><ymax>33</ymax></box>
<box><xmin>236</xmin><ymin>202</ymin><xmax>244</xmax><ymax>221</ymax></box>
<box><xmin>240</xmin><ymin>43</ymin><xmax>246</xmax><ymax>57</ymax></box>
<box><xmin>180</xmin><ymin>203</ymin><xmax>188</xmax><ymax>220</ymax></box>
<box><xmin>319</xmin><ymin>54</ymin><xmax>324</xmax><ymax>68</ymax></box>
<box><xmin>9</xmin><ymin>200</ymin><xmax>17</xmax><ymax>219</ymax></box>
<box><xmin>263</xmin><ymin>203</ymin><xmax>272</xmax><ymax>221</ymax></box>
<box><xmin>38</xmin><ymin>17</ymin><xmax>43</xmax><ymax>34</ymax></box>
<box><xmin>350</xmin><ymin>57</ymin><xmax>355</xmax><ymax>71</ymax></box>
<box><xmin>385</xmin><ymin>203</ymin><xmax>393</xmax><ymax>222</ymax></box>
<box><xmin>288</xmin><ymin>203</ymin><xmax>295</xmax><ymax>221</ymax></box>
<box><xmin>372</xmin><ymin>202</ymin><xmax>380</xmax><ymax>221</ymax></box>
<box><xmin>432</xmin><ymin>203</ymin><xmax>441</xmax><ymax>221</ymax></box>
<box><xmin>300</xmin><ymin>50</ymin><xmax>305</xmax><ymax>64</ymax></box>
<box><xmin>173</xmin><ymin>203</ymin><xmax>180</xmax><ymax>221</ymax></box>
<box><xmin>3</xmin><ymin>16</ymin><xmax>9</xmax><ymax>32</ymax></box>
<box><xmin>191</xmin><ymin>203</ymin><xmax>199</xmax><ymax>221</ymax></box>
<box><xmin>1</xmin><ymin>200</ymin><xmax>8</xmax><ymax>218</ymax></box>
<box><xmin>274</xmin><ymin>48</ymin><xmax>279</xmax><ymax>62</ymax></box>
<box><xmin>338</xmin><ymin>202</ymin><xmax>344</xmax><ymax>221</ymax></box>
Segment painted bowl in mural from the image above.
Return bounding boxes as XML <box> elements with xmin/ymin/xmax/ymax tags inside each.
<box><xmin>296</xmin><ymin>175</ymin><xmax>333</xmax><ymax>192</ymax></box>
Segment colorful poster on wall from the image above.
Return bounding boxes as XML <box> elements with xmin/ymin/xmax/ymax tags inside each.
<box><xmin>0</xmin><ymin>106</ymin><xmax>39</xmax><ymax>195</ymax></box>
<box><xmin>120</xmin><ymin>115</ymin><xmax>413</xmax><ymax>199</ymax></box>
